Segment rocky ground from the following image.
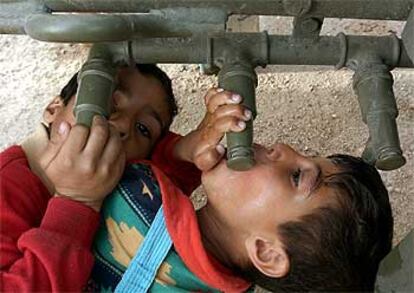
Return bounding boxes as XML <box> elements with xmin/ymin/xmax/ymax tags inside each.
<box><xmin>0</xmin><ymin>18</ymin><xmax>413</xmax><ymax>247</ymax></box>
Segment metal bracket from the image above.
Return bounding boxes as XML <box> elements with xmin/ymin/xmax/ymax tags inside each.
<box><xmin>292</xmin><ymin>16</ymin><xmax>324</xmax><ymax>39</ymax></box>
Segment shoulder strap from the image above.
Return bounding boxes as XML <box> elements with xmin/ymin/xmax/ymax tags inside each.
<box><xmin>115</xmin><ymin>206</ymin><xmax>172</xmax><ymax>293</ymax></box>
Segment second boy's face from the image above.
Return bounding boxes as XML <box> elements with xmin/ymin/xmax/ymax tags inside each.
<box><xmin>48</xmin><ymin>68</ymin><xmax>171</xmax><ymax>160</ymax></box>
<box><xmin>202</xmin><ymin>143</ymin><xmax>342</xmax><ymax>234</ymax></box>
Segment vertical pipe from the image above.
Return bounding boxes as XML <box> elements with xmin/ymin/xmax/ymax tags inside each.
<box><xmin>218</xmin><ymin>63</ymin><xmax>257</xmax><ymax>171</ymax></box>
<box><xmin>353</xmin><ymin>65</ymin><xmax>406</xmax><ymax>170</ymax></box>
<box><xmin>74</xmin><ymin>44</ymin><xmax>117</xmax><ymax>127</ymax></box>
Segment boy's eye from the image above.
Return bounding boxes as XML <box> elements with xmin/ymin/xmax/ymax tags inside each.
<box><xmin>135</xmin><ymin>122</ymin><xmax>152</xmax><ymax>139</ymax></box>
<box><xmin>292</xmin><ymin>168</ymin><xmax>301</xmax><ymax>187</ymax></box>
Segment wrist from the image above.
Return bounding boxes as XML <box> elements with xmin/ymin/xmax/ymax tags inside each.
<box><xmin>54</xmin><ymin>193</ymin><xmax>102</xmax><ymax>212</ymax></box>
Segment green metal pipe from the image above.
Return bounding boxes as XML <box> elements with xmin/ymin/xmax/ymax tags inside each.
<box><xmin>402</xmin><ymin>8</ymin><xmax>414</xmax><ymax>63</ymax></box>
<box><xmin>127</xmin><ymin>34</ymin><xmax>413</xmax><ymax>68</ymax></box>
<box><xmin>353</xmin><ymin>65</ymin><xmax>406</xmax><ymax>170</ymax></box>
<box><xmin>218</xmin><ymin>63</ymin><xmax>258</xmax><ymax>171</ymax></box>
<box><xmin>375</xmin><ymin>229</ymin><xmax>414</xmax><ymax>292</ymax></box>
<box><xmin>74</xmin><ymin>44</ymin><xmax>120</xmax><ymax>127</ymax></box>
<box><xmin>0</xmin><ymin>1</ymin><xmax>45</xmax><ymax>34</ymax></box>
<box><xmin>3</xmin><ymin>11</ymin><xmax>414</xmax><ymax>70</ymax></box>
<box><xmin>42</xmin><ymin>0</ymin><xmax>414</xmax><ymax>20</ymax></box>
<box><xmin>26</xmin><ymin>14</ymin><xmax>145</xmax><ymax>42</ymax></box>
<box><xmin>23</xmin><ymin>8</ymin><xmax>226</xmax><ymax>42</ymax></box>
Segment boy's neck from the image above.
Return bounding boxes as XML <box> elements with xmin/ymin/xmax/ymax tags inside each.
<box><xmin>196</xmin><ymin>204</ymin><xmax>246</xmax><ymax>271</ymax></box>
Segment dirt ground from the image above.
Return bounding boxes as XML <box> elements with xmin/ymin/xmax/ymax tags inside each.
<box><xmin>0</xmin><ymin>18</ymin><xmax>413</xmax><ymax>247</ymax></box>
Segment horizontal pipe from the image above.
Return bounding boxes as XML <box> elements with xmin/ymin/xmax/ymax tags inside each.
<box><xmin>2</xmin><ymin>6</ymin><xmax>226</xmax><ymax>39</ymax></box>
<box><xmin>127</xmin><ymin>34</ymin><xmax>414</xmax><ymax>68</ymax></box>
<box><xmin>24</xmin><ymin>12</ymin><xmax>225</xmax><ymax>42</ymax></box>
<box><xmin>25</xmin><ymin>14</ymin><xmax>136</xmax><ymax>42</ymax></box>
<box><xmin>42</xmin><ymin>0</ymin><xmax>414</xmax><ymax>20</ymax></box>
<box><xmin>0</xmin><ymin>1</ymin><xmax>45</xmax><ymax>34</ymax></box>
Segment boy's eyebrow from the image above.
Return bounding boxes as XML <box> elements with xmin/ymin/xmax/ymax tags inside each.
<box><xmin>309</xmin><ymin>165</ymin><xmax>323</xmax><ymax>197</ymax></box>
<box><xmin>147</xmin><ymin>107</ymin><xmax>165</xmax><ymax>133</ymax></box>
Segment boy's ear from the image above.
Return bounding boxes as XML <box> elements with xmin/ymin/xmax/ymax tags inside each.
<box><xmin>245</xmin><ymin>236</ymin><xmax>290</xmax><ymax>278</ymax></box>
<box><xmin>43</xmin><ymin>96</ymin><xmax>65</xmax><ymax>124</ymax></box>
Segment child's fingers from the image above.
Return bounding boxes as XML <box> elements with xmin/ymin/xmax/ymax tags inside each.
<box><xmin>194</xmin><ymin>145</ymin><xmax>225</xmax><ymax>171</ymax></box>
<box><xmin>212</xmin><ymin>104</ymin><xmax>252</xmax><ymax>122</ymax></box>
<box><xmin>99</xmin><ymin>125</ymin><xmax>124</xmax><ymax>168</ymax></box>
<box><xmin>207</xmin><ymin>116</ymin><xmax>247</xmax><ymax>140</ymax></box>
<box><xmin>40</xmin><ymin>121</ymin><xmax>71</xmax><ymax>169</ymax></box>
<box><xmin>203</xmin><ymin>87</ymin><xmax>223</xmax><ymax>105</ymax></box>
<box><xmin>100</xmin><ymin>143</ymin><xmax>126</xmax><ymax>186</ymax></box>
<box><xmin>83</xmin><ymin>116</ymin><xmax>110</xmax><ymax>161</ymax></box>
<box><xmin>62</xmin><ymin>122</ymin><xmax>90</xmax><ymax>153</ymax></box>
<box><xmin>198</xmin><ymin>117</ymin><xmax>246</xmax><ymax>152</ymax></box>
<box><xmin>206</xmin><ymin>90</ymin><xmax>242</xmax><ymax>114</ymax></box>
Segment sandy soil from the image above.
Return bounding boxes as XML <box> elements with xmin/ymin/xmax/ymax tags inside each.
<box><xmin>0</xmin><ymin>19</ymin><xmax>413</xmax><ymax>246</ymax></box>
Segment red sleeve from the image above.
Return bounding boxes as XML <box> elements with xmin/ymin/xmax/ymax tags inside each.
<box><xmin>0</xmin><ymin>146</ymin><xmax>100</xmax><ymax>292</ymax></box>
<box><xmin>151</xmin><ymin>132</ymin><xmax>201</xmax><ymax>196</ymax></box>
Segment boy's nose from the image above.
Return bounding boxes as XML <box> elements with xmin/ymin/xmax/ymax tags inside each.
<box><xmin>108</xmin><ymin>119</ymin><xmax>129</xmax><ymax>140</ymax></box>
<box><xmin>267</xmin><ymin>143</ymin><xmax>297</xmax><ymax>160</ymax></box>
<box><xmin>111</xmin><ymin>90</ymin><xmax>124</xmax><ymax>109</ymax></box>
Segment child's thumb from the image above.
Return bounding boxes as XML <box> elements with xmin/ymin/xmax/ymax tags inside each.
<box><xmin>57</xmin><ymin>121</ymin><xmax>70</xmax><ymax>139</ymax></box>
<box><xmin>40</xmin><ymin>121</ymin><xmax>70</xmax><ymax>169</ymax></box>
<box><xmin>194</xmin><ymin>144</ymin><xmax>225</xmax><ymax>172</ymax></box>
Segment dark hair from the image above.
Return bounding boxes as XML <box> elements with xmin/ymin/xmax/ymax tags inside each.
<box><xmin>59</xmin><ymin>64</ymin><xmax>178</xmax><ymax>123</ymax></box>
<box><xmin>243</xmin><ymin>154</ymin><xmax>393</xmax><ymax>292</ymax></box>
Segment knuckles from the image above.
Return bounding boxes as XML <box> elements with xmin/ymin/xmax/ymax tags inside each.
<box><xmin>61</xmin><ymin>156</ymin><xmax>74</xmax><ymax>169</ymax></box>
<box><xmin>79</xmin><ymin>160</ymin><xmax>97</xmax><ymax>177</ymax></box>
<box><xmin>92</xmin><ymin>123</ymin><xmax>109</xmax><ymax>139</ymax></box>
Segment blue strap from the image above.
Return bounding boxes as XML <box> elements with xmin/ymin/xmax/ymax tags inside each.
<box><xmin>115</xmin><ymin>206</ymin><xmax>172</xmax><ymax>293</ymax></box>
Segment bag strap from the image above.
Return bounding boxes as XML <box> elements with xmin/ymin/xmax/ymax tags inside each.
<box><xmin>115</xmin><ymin>206</ymin><xmax>172</xmax><ymax>293</ymax></box>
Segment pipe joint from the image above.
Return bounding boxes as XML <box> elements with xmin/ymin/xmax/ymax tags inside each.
<box><xmin>346</xmin><ymin>34</ymin><xmax>401</xmax><ymax>71</ymax></box>
<box><xmin>211</xmin><ymin>32</ymin><xmax>269</xmax><ymax>69</ymax></box>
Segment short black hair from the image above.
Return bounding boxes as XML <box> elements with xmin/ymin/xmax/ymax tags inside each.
<box><xmin>242</xmin><ymin>154</ymin><xmax>393</xmax><ymax>292</ymax></box>
<box><xmin>59</xmin><ymin>64</ymin><xmax>178</xmax><ymax>122</ymax></box>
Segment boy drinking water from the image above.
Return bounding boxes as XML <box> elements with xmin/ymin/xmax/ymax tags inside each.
<box><xmin>89</xmin><ymin>88</ymin><xmax>393</xmax><ymax>292</ymax></box>
<box><xmin>1</xmin><ymin>68</ymin><xmax>392</xmax><ymax>291</ymax></box>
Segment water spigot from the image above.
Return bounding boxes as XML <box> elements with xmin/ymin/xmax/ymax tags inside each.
<box><xmin>218</xmin><ymin>62</ymin><xmax>257</xmax><ymax>171</ymax></box>
<box><xmin>353</xmin><ymin>64</ymin><xmax>406</xmax><ymax>170</ymax></box>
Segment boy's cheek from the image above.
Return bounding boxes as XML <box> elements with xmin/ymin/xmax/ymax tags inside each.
<box><xmin>124</xmin><ymin>140</ymin><xmax>151</xmax><ymax>161</ymax></box>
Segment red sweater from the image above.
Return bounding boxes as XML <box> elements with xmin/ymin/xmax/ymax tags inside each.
<box><xmin>0</xmin><ymin>132</ymin><xmax>201</xmax><ymax>292</ymax></box>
